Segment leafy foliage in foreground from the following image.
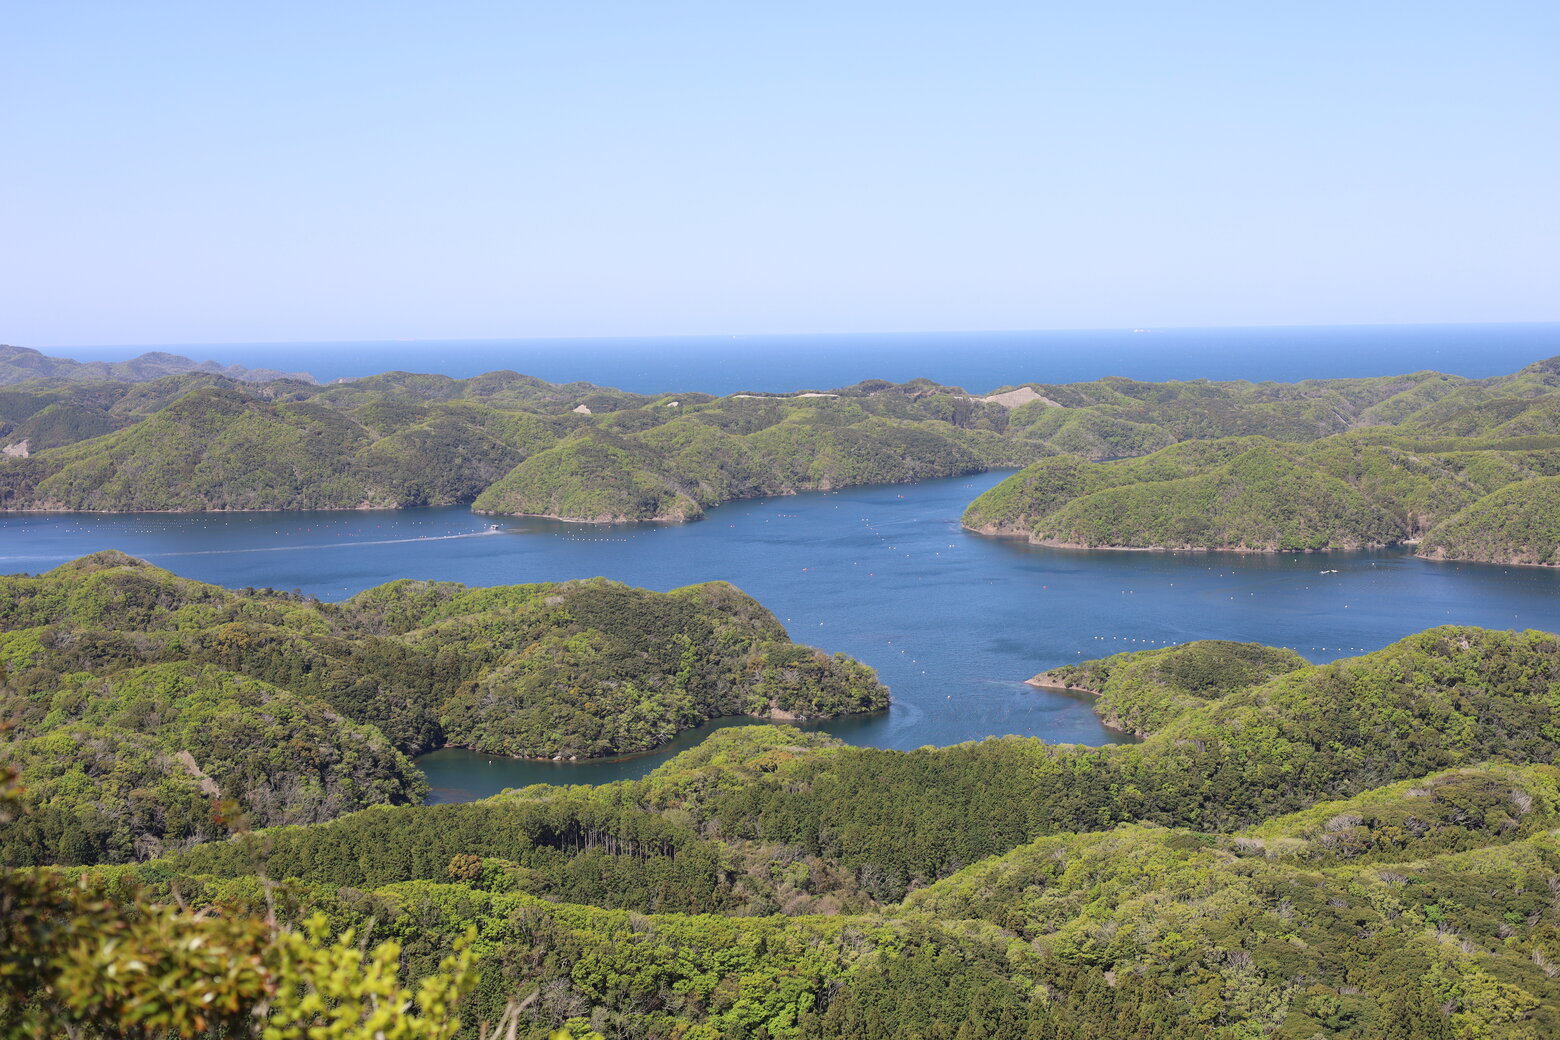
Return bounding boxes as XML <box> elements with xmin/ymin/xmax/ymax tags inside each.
<box><xmin>0</xmin><ymin>765</ymin><xmax>481</xmax><ymax>1040</ymax></box>
<box><xmin>0</xmin><ymin>554</ymin><xmax>884</xmax><ymax>866</ymax></box>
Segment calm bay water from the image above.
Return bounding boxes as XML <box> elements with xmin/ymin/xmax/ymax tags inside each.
<box><xmin>4</xmin><ymin>472</ymin><xmax>1559</xmax><ymax>802</ymax></box>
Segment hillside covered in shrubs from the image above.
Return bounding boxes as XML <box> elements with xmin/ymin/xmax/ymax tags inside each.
<box><xmin>6</xmin><ymin>354</ymin><xmax>1560</xmax><ymax>536</ymax></box>
<box><xmin>0</xmin><ymin>552</ymin><xmax>884</xmax><ymax>866</ymax></box>
<box><xmin>10</xmin><ymin>624</ymin><xmax>1559</xmax><ymax>1037</ymax></box>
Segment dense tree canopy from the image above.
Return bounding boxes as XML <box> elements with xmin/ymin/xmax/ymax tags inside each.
<box><xmin>9</xmin><ymin>345</ymin><xmax>1560</xmax><ymax>1033</ymax></box>
<box><xmin>0</xmin><ymin>554</ymin><xmax>885</xmax><ymax>866</ymax></box>
<box><xmin>965</xmin><ymin>431</ymin><xmax>1560</xmax><ymax>559</ymax></box>
<box><xmin>6</xmin><ymin>356</ymin><xmax>1560</xmax><ymax>538</ymax></box>
<box><xmin>9</xmin><ymin>624</ymin><xmax>1558</xmax><ymax>1037</ymax></box>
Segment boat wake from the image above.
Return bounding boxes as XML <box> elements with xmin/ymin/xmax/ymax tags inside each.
<box><xmin>0</xmin><ymin>529</ymin><xmax>507</xmax><ymax>565</ymax></box>
<box><xmin>143</xmin><ymin>529</ymin><xmax>506</xmax><ymax>558</ymax></box>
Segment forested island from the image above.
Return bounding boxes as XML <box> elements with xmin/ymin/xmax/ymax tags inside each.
<box><xmin>8</xmin><ymin>623</ymin><xmax>1560</xmax><ymax>1036</ymax></box>
<box><xmin>4</xmin><ymin>349</ymin><xmax>1560</xmax><ymax>562</ymax></box>
<box><xmin>0</xmin><ymin>552</ymin><xmax>884</xmax><ymax>865</ymax></box>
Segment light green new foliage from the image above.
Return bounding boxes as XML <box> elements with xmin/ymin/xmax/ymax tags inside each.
<box><xmin>263</xmin><ymin>916</ymin><xmax>477</xmax><ymax>1040</ymax></box>
<box><xmin>6</xmin><ymin>355</ymin><xmax>1560</xmax><ymax>535</ymax></box>
<box><xmin>0</xmin><ymin>554</ymin><xmax>888</xmax><ymax>867</ymax></box>
<box><xmin>906</xmin><ymin>817</ymin><xmax>1559</xmax><ymax>1039</ymax></box>
<box><xmin>1241</xmin><ymin>763</ymin><xmax>1560</xmax><ymax>861</ymax></box>
<box><xmin>1034</xmin><ymin>639</ymin><xmax>1307</xmax><ymax>736</ymax></box>
<box><xmin>1421</xmin><ymin>475</ymin><xmax>1560</xmax><ymax>565</ymax></box>
<box><xmin>967</xmin><ymin>427</ymin><xmax>1560</xmax><ymax>558</ymax></box>
<box><xmin>17</xmin><ymin>621</ymin><xmax>1560</xmax><ymax>1038</ymax></box>
<box><xmin>1</xmin><ymin>767</ymin><xmax>482</xmax><ymax>1040</ymax></box>
<box><xmin>473</xmin><ymin>429</ymin><xmax>704</xmax><ymax>521</ymax></box>
<box><xmin>3</xmin><ymin>660</ymin><xmax>428</xmax><ymax>864</ymax></box>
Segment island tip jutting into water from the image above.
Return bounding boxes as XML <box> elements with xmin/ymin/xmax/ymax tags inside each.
<box><xmin>5</xmin><ymin>342</ymin><xmax>1560</xmax><ymax>1038</ymax></box>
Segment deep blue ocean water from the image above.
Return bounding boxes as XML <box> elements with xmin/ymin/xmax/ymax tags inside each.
<box><xmin>5</xmin><ymin>472</ymin><xmax>1558</xmax><ymax>802</ymax></box>
<box><xmin>56</xmin><ymin>323</ymin><xmax>1560</xmax><ymax>394</ymax></box>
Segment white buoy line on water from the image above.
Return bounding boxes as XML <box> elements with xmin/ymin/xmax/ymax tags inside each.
<box><xmin>1090</xmin><ymin>634</ymin><xmax>1371</xmax><ymax>653</ymax></box>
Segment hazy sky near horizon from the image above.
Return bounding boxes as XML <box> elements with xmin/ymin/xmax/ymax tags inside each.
<box><xmin>5</xmin><ymin>2</ymin><xmax>1557</xmax><ymax>347</ymax></box>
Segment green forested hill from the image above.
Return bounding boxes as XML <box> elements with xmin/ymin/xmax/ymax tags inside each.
<box><xmin>471</xmin><ymin>408</ymin><xmax>1022</xmax><ymax>521</ymax></box>
<box><xmin>1</xmin><ymin>661</ymin><xmax>428</xmax><ymax>864</ymax></box>
<box><xmin>706</xmin><ymin>626</ymin><xmax>1560</xmax><ymax>885</ymax></box>
<box><xmin>1030</xmin><ymin>638</ymin><xmax>1308</xmax><ymax>736</ymax></box>
<box><xmin>0</xmin><ymin>373</ymin><xmax>1033</xmax><ymax>517</ymax></box>
<box><xmin>471</xmin><ymin>427</ymin><xmax>707</xmax><ymax>521</ymax></box>
<box><xmin>20</xmin><ymin>625</ymin><xmax>1560</xmax><ymax>1038</ymax></box>
<box><xmin>959</xmin><ymin>357</ymin><xmax>1560</xmax><ymax>562</ymax></box>
<box><xmin>965</xmin><ymin>430</ymin><xmax>1560</xmax><ymax>557</ymax></box>
<box><xmin>0</xmin><ymin>553</ymin><xmax>885</xmax><ymax>866</ymax></box>
<box><xmin>1419</xmin><ymin>476</ymin><xmax>1560</xmax><ymax>565</ymax></box>
<box><xmin>5</xmin><ymin>387</ymin><xmax>565</xmax><ymax>510</ymax></box>
<box><xmin>5</xmin><ymin>355</ymin><xmax>1560</xmax><ymax>524</ymax></box>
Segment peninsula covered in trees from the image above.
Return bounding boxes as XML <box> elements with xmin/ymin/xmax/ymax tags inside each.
<box><xmin>3</xmin><ymin>350</ymin><xmax>1560</xmax><ymax>564</ymax></box>
<box><xmin>961</xmin><ymin>431</ymin><xmax>1560</xmax><ymax>557</ymax></box>
<box><xmin>9</xmin><ymin>624</ymin><xmax>1560</xmax><ymax>1036</ymax></box>
<box><xmin>0</xmin><ymin>552</ymin><xmax>884</xmax><ymax>866</ymax></box>
<box><xmin>954</xmin><ymin>357</ymin><xmax>1560</xmax><ymax>563</ymax></box>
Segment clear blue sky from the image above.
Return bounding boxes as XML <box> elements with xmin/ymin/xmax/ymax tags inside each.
<box><xmin>4</xmin><ymin>1</ymin><xmax>1556</xmax><ymax>346</ymax></box>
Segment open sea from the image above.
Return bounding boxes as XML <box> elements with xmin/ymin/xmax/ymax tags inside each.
<box><xmin>10</xmin><ymin>324</ymin><xmax>1560</xmax><ymax>800</ymax></box>
<box><xmin>53</xmin><ymin>323</ymin><xmax>1560</xmax><ymax>393</ymax></box>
